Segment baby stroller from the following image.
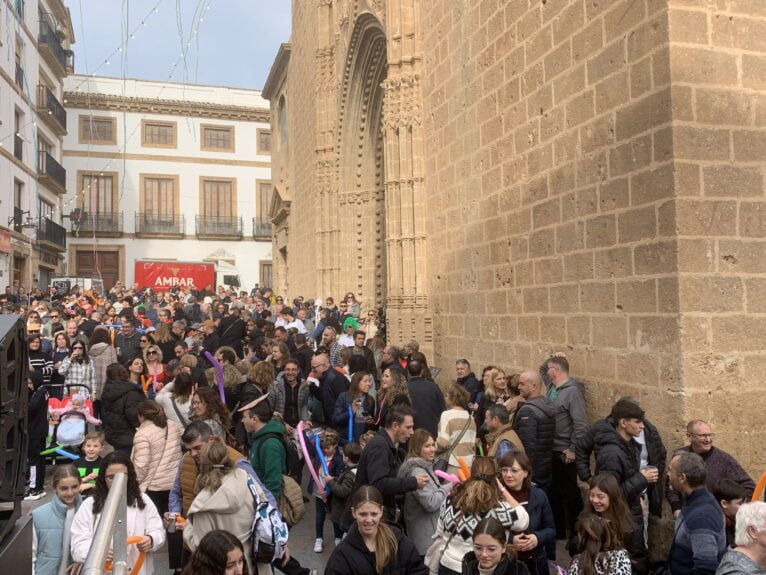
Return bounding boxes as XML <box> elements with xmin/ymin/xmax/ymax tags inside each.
<box><xmin>46</xmin><ymin>383</ymin><xmax>95</xmax><ymax>456</ymax></box>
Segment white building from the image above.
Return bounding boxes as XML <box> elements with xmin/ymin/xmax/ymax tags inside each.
<box><xmin>0</xmin><ymin>0</ymin><xmax>74</xmax><ymax>292</ymax></box>
<box><xmin>62</xmin><ymin>75</ymin><xmax>274</xmax><ymax>292</ymax></box>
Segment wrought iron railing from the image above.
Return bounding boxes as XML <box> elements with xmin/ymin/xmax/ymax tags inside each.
<box><xmin>70</xmin><ymin>211</ymin><xmax>123</xmax><ymax>235</ymax></box>
<box><xmin>252</xmin><ymin>217</ymin><xmax>273</xmax><ymax>239</ymax></box>
<box><xmin>195</xmin><ymin>215</ymin><xmax>243</xmax><ymax>238</ymax></box>
<box><xmin>37</xmin><ymin>217</ymin><xmax>66</xmax><ymax>248</ymax></box>
<box><xmin>38</xmin><ymin>17</ymin><xmax>67</xmax><ymax>71</ymax></box>
<box><xmin>38</xmin><ymin>151</ymin><xmax>66</xmax><ymax>192</ymax></box>
<box><xmin>135</xmin><ymin>213</ymin><xmax>185</xmax><ymax>235</ymax></box>
<box><xmin>37</xmin><ymin>85</ymin><xmax>67</xmax><ymax>131</ymax></box>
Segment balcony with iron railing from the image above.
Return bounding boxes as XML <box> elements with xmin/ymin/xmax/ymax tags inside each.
<box><xmin>38</xmin><ymin>16</ymin><xmax>67</xmax><ymax>76</ymax></box>
<box><xmin>36</xmin><ymin>85</ymin><xmax>67</xmax><ymax>134</ymax></box>
<box><xmin>195</xmin><ymin>215</ymin><xmax>243</xmax><ymax>240</ymax></box>
<box><xmin>135</xmin><ymin>213</ymin><xmax>185</xmax><ymax>237</ymax></box>
<box><xmin>36</xmin><ymin>217</ymin><xmax>66</xmax><ymax>251</ymax></box>
<box><xmin>252</xmin><ymin>217</ymin><xmax>273</xmax><ymax>240</ymax></box>
<box><xmin>14</xmin><ymin>134</ymin><xmax>23</xmax><ymax>162</ymax></box>
<box><xmin>69</xmin><ymin>210</ymin><xmax>123</xmax><ymax>237</ymax></box>
<box><xmin>15</xmin><ymin>62</ymin><xmax>24</xmax><ymax>91</ymax></box>
<box><xmin>37</xmin><ymin>151</ymin><xmax>66</xmax><ymax>194</ymax></box>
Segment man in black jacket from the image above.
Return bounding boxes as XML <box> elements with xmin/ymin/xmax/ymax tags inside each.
<box><xmin>406</xmin><ymin>359</ymin><xmax>445</xmax><ymax>437</ymax></box>
<box><xmin>512</xmin><ymin>370</ymin><xmax>555</xmax><ymax>491</ymax></box>
<box><xmin>575</xmin><ymin>399</ymin><xmax>659</xmax><ymax>574</ymax></box>
<box><xmin>309</xmin><ymin>350</ymin><xmax>349</xmax><ymax>430</ymax></box>
<box><xmin>341</xmin><ymin>405</ymin><xmax>429</xmax><ymax>529</ymax></box>
<box><xmin>217</xmin><ymin>305</ymin><xmax>246</xmax><ymax>358</ymax></box>
<box><xmin>351</xmin><ymin>330</ymin><xmax>377</xmax><ymax>375</ymax></box>
<box><xmin>455</xmin><ymin>359</ymin><xmax>482</xmax><ymax>404</ymax></box>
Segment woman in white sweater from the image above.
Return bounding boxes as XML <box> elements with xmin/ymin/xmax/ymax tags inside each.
<box><xmin>71</xmin><ymin>451</ymin><xmax>165</xmax><ymax>575</ymax></box>
<box><xmin>131</xmin><ymin>400</ymin><xmax>182</xmax><ymax>517</ymax></box>
<box><xmin>434</xmin><ymin>457</ymin><xmax>529</xmax><ymax>575</ymax></box>
<box><xmin>436</xmin><ymin>384</ymin><xmax>477</xmax><ymax>475</ymax></box>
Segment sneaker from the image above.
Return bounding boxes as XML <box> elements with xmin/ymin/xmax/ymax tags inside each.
<box><xmin>313</xmin><ymin>538</ymin><xmax>324</xmax><ymax>553</ymax></box>
<box><xmin>334</xmin><ymin>537</ymin><xmax>343</xmax><ymax>547</ymax></box>
<box><xmin>24</xmin><ymin>489</ymin><xmax>45</xmax><ymax>501</ymax></box>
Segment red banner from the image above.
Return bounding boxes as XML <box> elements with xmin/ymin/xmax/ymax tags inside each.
<box><xmin>0</xmin><ymin>230</ymin><xmax>10</xmax><ymax>254</ymax></box>
<box><xmin>134</xmin><ymin>261</ymin><xmax>215</xmax><ymax>291</ymax></box>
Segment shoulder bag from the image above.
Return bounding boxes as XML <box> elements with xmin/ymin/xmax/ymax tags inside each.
<box><xmin>433</xmin><ymin>414</ymin><xmax>473</xmax><ymax>473</ymax></box>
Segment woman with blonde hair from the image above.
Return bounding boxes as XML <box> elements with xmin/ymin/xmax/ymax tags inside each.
<box><xmin>183</xmin><ymin>438</ymin><xmax>273</xmax><ymax>575</ymax></box>
<box><xmin>475</xmin><ymin>367</ymin><xmax>513</xmax><ymax>431</ymax></box>
<box><xmin>153</xmin><ymin>322</ymin><xmax>177</xmax><ymax>364</ymax></box>
<box><xmin>437</xmin><ymin>385</ymin><xmax>477</xmax><ymax>475</ymax></box>
<box><xmin>376</xmin><ymin>366</ymin><xmax>411</xmax><ymax>426</ymax></box>
<box><xmin>144</xmin><ymin>344</ymin><xmax>166</xmax><ymax>398</ymax></box>
<box><xmin>325</xmin><ymin>485</ymin><xmax>427</xmax><ymax>574</ymax></box>
<box><xmin>434</xmin><ymin>457</ymin><xmax>529</xmax><ymax>575</ymax></box>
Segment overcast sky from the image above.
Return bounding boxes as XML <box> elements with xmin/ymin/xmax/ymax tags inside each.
<box><xmin>70</xmin><ymin>0</ymin><xmax>291</xmax><ymax>90</ymax></box>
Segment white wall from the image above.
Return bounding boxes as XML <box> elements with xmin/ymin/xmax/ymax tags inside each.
<box><xmin>62</xmin><ymin>75</ymin><xmax>273</xmax><ymax>289</ymax></box>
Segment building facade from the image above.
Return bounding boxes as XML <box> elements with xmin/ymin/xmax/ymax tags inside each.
<box><xmin>266</xmin><ymin>0</ymin><xmax>766</xmax><ymax>478</ymax></box>
<box><xmin>0</xmin><ymin>0</ymin><xmax>74</xmax><ymax>293</ymax></box>
<box><xmin>62</xmin><ymin>75</ymin><xmax>273</xmax><ymax>291</ymax></box>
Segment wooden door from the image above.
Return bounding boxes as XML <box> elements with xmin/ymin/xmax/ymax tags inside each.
<box><xmin>76</xmin><ymin>250</ymin><xmax>119</xmax><ymax>290</ymax></box>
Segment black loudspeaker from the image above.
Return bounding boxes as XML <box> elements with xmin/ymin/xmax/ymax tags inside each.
<box><xmin>0</xmin><ymin>315</ymin><xmax>28</xmax><ymax>545</ymax></box>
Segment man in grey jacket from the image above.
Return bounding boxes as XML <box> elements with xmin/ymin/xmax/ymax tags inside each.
<box><xmin>546</xmin><ymin>355</ymin><xmax>587</xmax><ymax>541</ymax></box>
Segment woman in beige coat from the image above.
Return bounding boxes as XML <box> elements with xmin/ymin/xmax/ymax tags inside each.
<box><xmin>131</xmin><ymin>399</ymin><xmax>181</xmax><ymax>517</ymax></box>
<box><xmin>183</xmin><ymin>438</ymin><xmax>272</xmax><ymax>575</ymax></box>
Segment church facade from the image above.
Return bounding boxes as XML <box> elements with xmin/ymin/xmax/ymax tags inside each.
<box><xmin>264</xmin><ymin>0</ymin><xmax>766</xmax><ymax>477</ymax></box>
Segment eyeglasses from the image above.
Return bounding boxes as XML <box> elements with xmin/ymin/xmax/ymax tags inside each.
<box><xmin>140</xmin><ymin>339</ymin><xmax>148</xmax><ymax>343</ymax></box>
<box><xmin>147</xmin><ymin>351</ymin><xmax>158</xmax><ymax>355</ymax></box>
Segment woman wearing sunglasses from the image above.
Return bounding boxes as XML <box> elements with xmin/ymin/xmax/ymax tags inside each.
<box><xmin>58</xmin><ymin>339</ymin><xmax>95</xmax><ymax>395</ymax></box>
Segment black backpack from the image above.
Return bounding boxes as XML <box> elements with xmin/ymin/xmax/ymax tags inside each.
<box><xmin>255</xmin><ymin>431</ymin><xmax>302</xmax><ymax>485</ymax></box>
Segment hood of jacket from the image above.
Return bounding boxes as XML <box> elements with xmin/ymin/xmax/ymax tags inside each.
<box><xmin>251</xmin><ymin>417</ymin><xmax>286</xmax><ymax>440</ymax></box>
<box><xmin>523</xmin><ymin>395</ymin><xmax>556</xmax><ymax>418</ymax></box>
<box><xmin>101</xmin><ymin>379</ymin><xmax>143</xmax><ymax>402</ymax></box>
<box><xmin>188</xmin><ymin>467</ymin><xmax>249</xmax><ymax>515</ymax></box>
<box><xmin>590</xmin><ymin>417</ymin><xmax>634</xmax><ymax>455</ymax></box>
<box><xmin>88</xmin><ymin>342</ymin><xmax>110</xmax><ymax>357</ymax></box>
<box><xmin>397</xmin><ymin>456</ymin><xmax>433</xmax><ymax>479</ymax></box>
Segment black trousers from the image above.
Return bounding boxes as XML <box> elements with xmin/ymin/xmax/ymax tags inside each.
<box><xmin>549</xmin><ymin>452</ymin><xmax>583</xmax><ymax>540</ymax></box>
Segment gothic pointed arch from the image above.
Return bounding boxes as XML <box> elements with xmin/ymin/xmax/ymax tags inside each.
<box><xmin>336</xmin><ymin>12</ymin><xmax>388</xmax><ymax>309</ymax></box>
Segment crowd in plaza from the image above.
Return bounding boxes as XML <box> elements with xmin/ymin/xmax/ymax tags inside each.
<box><xmin>2</xmin><ymin>281</ymin><xmax>765</xmax><ymax>575</ymax></box>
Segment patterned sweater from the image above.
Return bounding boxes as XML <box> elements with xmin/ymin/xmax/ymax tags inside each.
<box><xmin>437</xmin><ymin>408</ymin><xmax>477</xmax><ymax>469</ymax></box>
<box><xmin>436</xmin><ymin>498</ymin><xmax>529</xmax><ymax>573</ymax></box>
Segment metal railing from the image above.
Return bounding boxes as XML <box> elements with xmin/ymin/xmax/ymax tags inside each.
<box><xmin>38</xmin><ymin>150</ymin><xmax>66</xmax><ymax>191</ymax></box>
<box><xmin>195</xmin><ymin>215</ymin><xmax>243</xmax><ymax>238</ymax></box>
<box><xmin>82</xmin><ymin>472</ymin><xmax>128</xmax><ymax>575</ymax></box>
<box><xmin>135</xmin><ymin>212</ymin><xmax>185</xmax><ymax>235</ymax></box>
<box><xmin>37</xmin><ymin>217</ymin><xmax>66</xmax><ymax>248</ymax></box>
<box><xmin>38</xmin><ymin>16</ymin><xmax>67</xmax><ymax>71</ymax></box>
<box><xmin>70</xmin><ymin>211</ymin><xmax>123</xmax><ymax>235</ymax></box>
<box><xmin>14</xmin><ymin>62</ymin><xmax>24</xmax><ymax>90</ymax></box>
<box><xmin>14</xmin><ymin>134</ymin><xmax>23</xmax><ymax>161</ymax></box>
<box><xmin>37</xmin><ymin>85</ymin><xmax>67</xmax><ymax>131</ymax></box>
<box><xmin>252</xmin><ymin>217</ymin><xmax>273</xmax><ymax>239</ymax></box>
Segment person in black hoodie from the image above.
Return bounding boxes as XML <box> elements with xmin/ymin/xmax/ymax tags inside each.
<box><xmin>326</xmin><ymin>485</ymin><xmax>427</xmax><ymax>575</ymax></box>
<box><xmin>100</xmin><ymin>362</ymin><xmax>145</xmax><ymax>455</ymax></box>
<box><xmin>462</xmin><ymin>516</ymin><xmax>530</xmax><ymax>575</ymax></box>
<box><xmin>574</xmin><ymin>399</ymin><xmax>659</xmax><ymax>575</ymax></box>
<box><xmin>216</xmin><ymin>305</ymin><xmax>246</xmax><ymax>358</ymax></box>
<box><xmin>25</xmin><ymin>370</ymin><xmax>49</xmax><ymax>500</ymax></box>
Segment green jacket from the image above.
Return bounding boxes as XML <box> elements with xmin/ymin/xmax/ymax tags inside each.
<box><xmin>248</xmin><ymin>418</ymin><xmax>287</xmax><ymax>499</ymax></box>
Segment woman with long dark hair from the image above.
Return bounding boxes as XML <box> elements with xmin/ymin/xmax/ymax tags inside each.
<box><xmin>574</xmin><ymin>475</ymin><xmax>636</xmax><ymax>562</ymax></box>
<box><xmin>333</xmin><ymin>371</ymin><xmax>376</xmax><ymax>443</ymax></box>
<box><xmin>191</xmin><ymin>386</ymin><xmax>230</xmax><ymax>438</ymax></box>
<box><xmin>183</xmin><ymin>529</ymin><xmax>249</xmax><ymax>575</ymax></box>
<box><xmin>70</xmin><ymin>451</ymin><xmax>165</xmax><ymax>575</ymax></box>
<box><xmin>325</xmin><ymin>485</ymin><xmax>427</xmax><ymax>575</ymax></box>
<box><xmin>435</xmin><ymin>457</ymin><xmax>529</xmax><ymax>575</ymax></box>
<box><xmin>498</xmin><ymin>451</ymin><xmax>555</xmax><ymax>575</ymax></box>
<box><xmin>58</xmin><ymin>339</ymin><xmax>95</xmax><ymax>393</ymax></box>
<box><xmin>461</xmin><ymin>516</ymin><xmax>531</xmax><ymax>575</ymax></box>
<box><xmin>567</xmin><ymin>515</ymin><xmax>631</xmax><ymax>575</ymax></box>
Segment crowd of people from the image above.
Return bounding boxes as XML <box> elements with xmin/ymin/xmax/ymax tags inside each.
<box><xmin>2</xmin><ymin>281</ymin><xmax>763</xmax><ymax>575</ymax></box>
